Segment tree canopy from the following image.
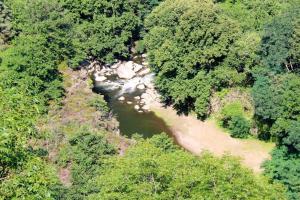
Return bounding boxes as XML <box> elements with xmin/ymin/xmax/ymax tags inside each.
<box><xmin>88</xmin><ymin>135</ymin><xmax>286</xmax><ymax>200</ymax></box>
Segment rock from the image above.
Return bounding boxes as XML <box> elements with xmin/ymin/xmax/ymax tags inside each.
<box><xmin>140</xmin><ymin>99</ymin><xmax>146</xmax><ymax>104</ymax></box>
<box><xmin>138</xmin><ymin>110</ymin><xmax>143</xmax><ymax>113</ymax></box>
<box><xmin>142</xmin><ymin>54</ymin><xmax>147</xmax><ymax>58</ymax></box>
<box><xmin>105</xmin><ymin>72</ymin><xmax>112</xmax><ymax>76</ymax></box>
<box><xmin>137</xmin><ymin>84</ymin><xmax>146</xmax><ymax>90</ymax></box>
<box><xmin>138</xmin><ymin>68</ymin><xmax>151</xmax><ymax>76</ymax></box>
<box><xmin>141</xmin><ymin>93</ymin><xmax>151</xmax><ymax>100</ymax></box>
<box><xmin>134</xmin><ymin>105</ymin><xmax>140</xmax><ymax>110</ymax></box>
<box><xmin>118</xmin><ymin>96</ymin><xmax>125</xmax><ymax>101</ymax></box>
<box><xmin>142</xmin><ymin>105</ymin><xmax>150</xmax><ymax>111</ymax></box>
<box><xmin>127</xmin><ymin>101</ymin><xmax>133</xmax><ymax>105</ymax></box>
<box><xmin>134</xmin><ymin>96</ymin><xmax>141</xmax><ymax>100</ymax></box>
<box><xmin>145</xmin><ymin>82</ymin><xmax>154</xmax><ymax>89</ymax></box>
<box><xmin>116</xmin><ymin>61</ymin><xmax>136</xmax><ymax>79</ymax></box>
<box><xmin>111</xmin><ymin>61</ymin><xmax>121</xmax><ymax>69</ymax></box>
<box><xmin>133</xmin><ymin>63</ymin><xmax>143</xmax><ymax>72</ymax></box>
<box><xmin>95</xmin><ymin>75</ymin><xmax>107</xmax><ymax>82</ymax></box>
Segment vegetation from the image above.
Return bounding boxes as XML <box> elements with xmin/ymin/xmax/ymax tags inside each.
<box><xmin>219</xmin><ymin>102</ymin><xmax>250</xmax><ymax>138</ymax></box>
<box><xmin>88</xmin><ymin>135</ymin><xmax>285</xmax><ymax>200</ymax></box>
<box><xmin>58</xmin><ymin>128</ymin><xmax>117</xmax><ymax>199</ymax></box>
<box><xmin>0</xmin><ymin>0</ymin><xmax>299</xmax><ymax>199</ymax></box>
<box><xmin>142</xmin><ymin>0</ymin><xmax>300</xmax><ymax>198</ymax></box>
<box><xmin>0</xmin><ymin>1</ymin><xmax>12</xmax><ymax>48</ymax></box>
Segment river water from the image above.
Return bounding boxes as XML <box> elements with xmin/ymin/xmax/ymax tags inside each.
<box><xmin>93</xmin><ymin>76</ymin><xmax>173</xmax><ymax>138</ymax></box>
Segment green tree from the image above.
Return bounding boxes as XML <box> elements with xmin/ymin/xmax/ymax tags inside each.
<box><xmin>0</xmin><ymin>157</ymin><xmax>62</xmax><ymax>200</ymax></box>
<box><xmin>263</xmin><ymin>147</ymin><xmax>300</xmax><ymax>200</ymax></box>
<box><xmin>58</xmin><ymin>128</ymin><xmax>116</xmax><ymax>199</ymax></box>
<box><xmin>144</xmin><ymin>0</ymin><xmax>240</xmax><ymax>118</ymax></box>
<box><xmin>88</xmin><ymin>135</ymin><xmax>286</xmax><ymax>199</ymax></box>
<box><xmin>261</xmin><ymin>3</ymin><xmax>300</xmax><ymax>73</ymax></box>
<box><xmin>252</xmin><ymin>73</ymin><xmax>300</xmax><ymax>150</ymax></box>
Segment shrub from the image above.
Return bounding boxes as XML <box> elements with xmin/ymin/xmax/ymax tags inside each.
<box><xmin>220</xmin><ymin>102</ymin><xmax>250</xmax><ymax>138</ymax></box>
<box><xmin>228</xmin><ymin>116</ymin><xmax>251</xmax><ymax>138</ymax></box>
<box><xmin>220</xmin><ymin>102</ymin><xmax>244</xmax><ymax>126</ymax></box>
<box><xmin>89</xmin><ymin>95</ymin><xmax>110</xmax><ymax>116</ymax></box>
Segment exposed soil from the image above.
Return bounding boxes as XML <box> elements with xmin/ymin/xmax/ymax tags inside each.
<box><xmin>152</xmin><ymin>104</ymin><xmax>274</xmax><ymax>173</ymax></box>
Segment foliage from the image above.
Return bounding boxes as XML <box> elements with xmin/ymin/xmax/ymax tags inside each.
<box><xmin>220</xmin><ymin>102</ymin><xmax>250</xmax><ymax>138</ymax></box>
<box><xmin>88</xmin><ymin>135</ymin><xmax>286</xmax><ymax>200</ymax></box>
<box><xmin>263</xmin><ymin>147</ymin><xmax>300</xmax><ymax>200</ymax></box>
<box><xmin>0</xmin><ymin>0</ymin><xmax>299</xmax><ymax>199</ymax></box>
<box><xmin>58</xmin><ymin>128</ymin><xmax>116</xmax><ymax>199</ymax></box>
<box><xmin>260</xmin><ymin>2</ymin><xmax>300</xmax><ymax>73</ymax></box>
<box><xmin>252</xmin><ymin>74</ymin><xmax>300</xmax><ymax>151</ymax></box>
<box><xmin>0</xmin><ymin>87</ymin><xmax>41</xmax><ymax>178</ymax></box>
<box><xmin>0</xmin><ymin>157</ymin><xmax>62</xmax><ymax>200</ymax></box>
<box><xmin>89</xmin><ymin>95</ymin><xmax>110</xmax><ymax>116</ymax></box>
<box><xmin>220</xmin><ymin>102</ymin><xmax>244</xmax><ymax>120</ymax></box>
<box><xmin>144</xmin><ymin>0</ymin><xmax>240</xmax><ymax>118</ymax></box>
<box><xmin>218</xmin><ymin>0</ymin><xmax>286</xmax><ymax>32</ymax></box>
<box><xmin>228</xmin><ymin>116</ymin><xmax>250</xmax><ymax>138</ymax></box>
<box><xmin>59</xmin><ymin>0</ymin><xmax>163</xmax><ymax>66</ymax></box>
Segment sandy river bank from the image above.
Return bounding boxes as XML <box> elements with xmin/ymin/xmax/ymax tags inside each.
<box><xmin>151</xmin><ymin>103</ymin><xmax>274</xmax><ymax>173</ymax></box>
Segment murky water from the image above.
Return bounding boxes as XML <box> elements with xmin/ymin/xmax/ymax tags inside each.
<box><xmin>93</xmin><ymin>77</ymin><xmax>172</xmax><ymax>138</ymax></box>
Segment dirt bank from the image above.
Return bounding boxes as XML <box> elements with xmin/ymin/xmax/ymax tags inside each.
<box><xmin>151</xmin><ymin>104</ymin><xmax>274</xmax><ymax>173</ymax></box>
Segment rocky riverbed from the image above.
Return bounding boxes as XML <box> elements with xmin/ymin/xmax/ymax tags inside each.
<box><xmin>88</xmin><ymin>56</ymin><xmax>161</xmax><ymax>113</ymax></box>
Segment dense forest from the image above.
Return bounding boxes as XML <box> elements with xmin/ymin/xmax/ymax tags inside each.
<box><xmin>0</xmin><ymin>0</ymin><xmax>299</xmax><ymax>199</ymax></box>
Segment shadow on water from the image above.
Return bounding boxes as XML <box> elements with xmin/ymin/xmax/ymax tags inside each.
<box><xmin>93</xmin><ymin>82</ymin><xmax>173</xmax><ymax>139</ymax></box>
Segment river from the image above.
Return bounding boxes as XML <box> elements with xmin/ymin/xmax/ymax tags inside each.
<box><xmin>93</xmin><ymin>74</ymin><xmax>173</xmax><ymax>138</ymax></box>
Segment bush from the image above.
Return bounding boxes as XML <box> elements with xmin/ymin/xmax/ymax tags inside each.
<box><xmin>87</xmin><ymin>136</ymin><xmax>286</xmax><ymax>200</ymax></box>
<box><xmin>220</xmin><ymin>102</ymin><xmax>244</xmax><ymax>126</ymax></box>
<box><xmin>220</xmin><ymin>102</ymin><xmax>250</xmax><ymax>138</ymax></box>
<box><xmin>89</xmin><ymin>95</ymin><xmax>110</xmax><ymax>116</ymax></box>
<box><xmin>228</xmin><ymin>116</ymin><xmax>251</xmax><ymax>138</ymax></box>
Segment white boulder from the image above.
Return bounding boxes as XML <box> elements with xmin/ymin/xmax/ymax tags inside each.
<box><xmin>134</xmin><ymin>105</ymin><xmax>140</xmax><ymax>110</ymax></box>
<box><xmin>118</xmin><ymin>96</ymin><xmax>125</xmax><ymax>101</ymax></box>
<box><xmin>138</xmin><ymin>68</ymin><xmax>151</xmax><ymax>76</ymax></box>
<box><xmin>142</xmin><ymin>105</ymin><xmax>150</xmax><ymax>111</ymax></box>
<box><xmin>137</xmin><ymin>84</ymin><xmax>146</xmax><ymax>90</ymax></box>
<box><xmin>95</xmin><ymin>75</ymin><xmax>107</xmax><ymax>82</ymax></box>
<box><xmin>111</xmin><ymin>61</ymin><xmax>121</xmax><ymax>69</ymax></box>
<box><xmin>133</xmin><ymin>63</ymin><xmax>143</xmax><ymax>73</ymax></box>
<box><xmin>116</xmin><ymin>61</ymin><xmax>136</xmax><ymax>79</ymax></box>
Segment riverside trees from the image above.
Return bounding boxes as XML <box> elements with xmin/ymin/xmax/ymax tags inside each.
<box><xmin>143</xmin><ymin>0</ymin><xmax>300</xmax><ymax>198</ymax></box>
<box><xmin>0</xmin><ymin>0</ymin><xmax>299</xmax><ymax>199</ymax></box>
<box><xmin>87</xmin><ymin>135</ymin><xmax>286</xmax><ymax>200</ymax></box>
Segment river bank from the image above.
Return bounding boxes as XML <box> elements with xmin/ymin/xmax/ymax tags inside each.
<box><xmin>89</xmin><ymin>58</ymin><xmax>274</xmax><ymax>173</ymax></box>
<box><xmin>150</xmin><ymin>103</ymin><xmax>274</xmax><ymax>173</ymax></box>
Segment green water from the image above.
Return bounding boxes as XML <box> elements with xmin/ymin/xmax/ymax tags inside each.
<box><xmin>93</xmin><ymin>84</ymin><xmax>173</xmax><ymax>138</ymax></box>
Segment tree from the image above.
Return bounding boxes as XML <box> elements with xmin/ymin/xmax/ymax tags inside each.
<box><xmin>59</xmin><ymin>0</ymin><xmax>163</xmax><ymax>66</ymax></box>
<box><xmin>0</xmin><ymin>157</ymin><xmax>62</xmax><ymax>200</ymax></box>
<box><xmin>261</xmin><ymin>3</ymin><xmax>300</xmax><ymax>73</ymax></box>
<box><xmin>252</xmin><ymin>73</ymin><xmax>300</xmax><ymax>150</ymax></box>
<box><xmin>58</xmin><ymin>128</ymin><xmax>116</xmax><ymax>199</ymax></box>
<box><xmin>144</xmin><ymin>0</ymin><xmax>240</xmax><ymax>118</ymax></box>
<box><xmin>263</xmin><ymin>147</ymin><xmax>300</xmax><ymax>200</ymax></box>
<box><xmin>87</xmin><ymin>135</ymin><xmax>286</xmax><ymax>199</ymax></box>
